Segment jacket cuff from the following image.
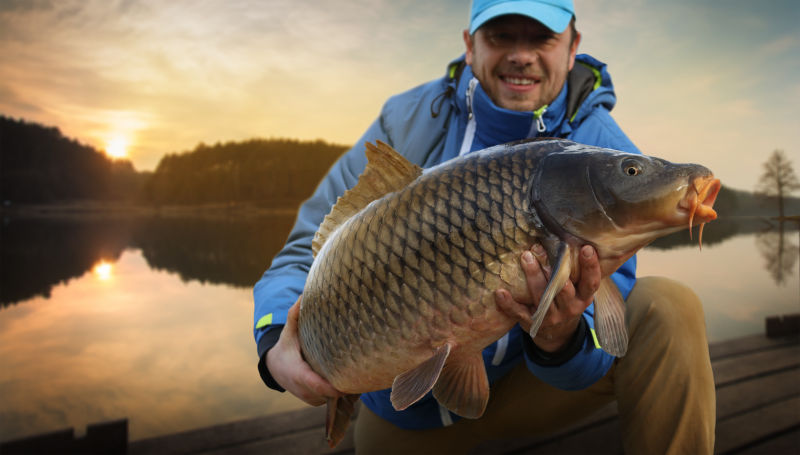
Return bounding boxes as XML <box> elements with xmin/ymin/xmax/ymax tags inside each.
<box><xmin>523</xmin><ymin>316</ymin><xmax>587</xmax><ymax>366</ymax></box>
<box><xmin>257</xmin><ymin>326</ymin><xmax>286</xmax><ymax>392</ymax></box>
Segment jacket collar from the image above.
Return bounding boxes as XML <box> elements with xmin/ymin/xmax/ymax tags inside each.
<box><xmin>457</xmin><ymin>65</ymin><xmax>569</xmax><ymax>153</ymax></box>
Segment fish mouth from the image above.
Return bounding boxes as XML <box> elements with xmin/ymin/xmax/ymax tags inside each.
<box><xmin>678</xmin><ymin>175</ymin><xmax>721</xmax><ymax>248</ymax></box>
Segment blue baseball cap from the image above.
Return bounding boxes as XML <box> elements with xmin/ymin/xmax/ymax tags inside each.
<box><xmin>469</xmin><ymin>0</ymin><xmax>575</xmax><ymax>35</ymax></box>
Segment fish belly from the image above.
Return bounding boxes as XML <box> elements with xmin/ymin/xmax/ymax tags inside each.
<box><xmin>298</xmin><ymin>149</ymin><xmax>540</xmax><ymax>393</ymax></box>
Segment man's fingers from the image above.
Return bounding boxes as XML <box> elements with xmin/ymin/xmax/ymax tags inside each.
<box><xmin>301</xmin><ymin>369</ymin><xmax>343</xmax><ymax>404</ymax></box>
<box><xmin>495</xmin><ymin>289</ymin><xmax>533</xmax><ymax>330</ymax></box>
<box><xmin>285</xmin><ymin>295</ymin><xmax>302</xmax><ymax>329</ymax></box>
<box><xmin>576</xmin><ymin>245</ymin><xmax>601</xmax><ymax>301</ymax></box>
<box><xmin>521</xmin><ymin>249</ymin><xmax>548</xmax><ymax>304</ymax></box>
<box><xmin>530</xmin><ymin>243</ymin><xmax>551</xmax><ymax>277</ymax></box>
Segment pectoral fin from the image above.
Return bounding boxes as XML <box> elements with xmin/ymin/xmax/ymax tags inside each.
<box><xmin>432</xmin><ymin>352</ymin><xmax>489</xmax><ymax>419</ymax></box>
<box><xmin>594</xmin><ymin>277</ymin><xmax>628</xmax><ymax>357</ymax></box>
<box><xmin>529</xmin><ymin>243</ymin><xmax>574</xmax><ymax>339</ymax></box>
<box><xmin>390</xmin><ymin>343</ymin><xmax>451</xmax><ymax>411</ymax></box>
<box><xmin>325</xmin><ymin>393</ymin><xmax>360</xmax><ymax>448</ymax></box>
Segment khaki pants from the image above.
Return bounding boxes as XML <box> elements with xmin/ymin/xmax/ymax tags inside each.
<box><xmin>354</xmin><ymin>277</ymin><xmax>716</xmax><ymax>454</ymax></box>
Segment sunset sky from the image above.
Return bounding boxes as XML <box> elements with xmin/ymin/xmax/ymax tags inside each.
<box><xmin>1</xmin><ymin>0</ymin><xmax>798</xmax><ymax>191</ymax></box>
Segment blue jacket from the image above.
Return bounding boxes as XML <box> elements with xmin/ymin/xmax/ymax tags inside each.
<box><xmin>253</xmin><ymin>53</ymin><xmax>639</xmax><ymax>429</ymax></box>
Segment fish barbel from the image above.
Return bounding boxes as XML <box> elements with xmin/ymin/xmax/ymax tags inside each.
<box><xmin>297</xmin><ymin>139</ymin><xmax>720</xmax><ymax>447</ymax></box>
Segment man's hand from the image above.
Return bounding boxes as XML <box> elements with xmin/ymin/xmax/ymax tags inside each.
<box><xmin>266</xmin><ymin>296</ymin><xmax>343</xmax><ymax>406</ymax></box>
<box><xmin>495</xmin><ymin>243</ymin><xmax>601</xmax><ymax>352</ymax></box>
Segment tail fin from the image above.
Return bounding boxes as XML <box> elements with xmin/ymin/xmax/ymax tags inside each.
<box><xmin>325</xmin><ymin>394</ymin><xmax>361</xmax><ymax>448</ymax></box>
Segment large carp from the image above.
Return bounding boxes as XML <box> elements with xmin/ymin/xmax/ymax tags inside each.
<box><xmin>298</xmin><ymin>138</ymin><xmax>720</xmax><ymax>446</ymax></box>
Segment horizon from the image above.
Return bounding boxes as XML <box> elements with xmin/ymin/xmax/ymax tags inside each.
<box><xmin>1</xmin><ymin>0</ymin><xmax>798</xmax><ymax>191</ymax></box>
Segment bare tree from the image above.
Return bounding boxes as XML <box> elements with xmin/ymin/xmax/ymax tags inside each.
<box><xmin>755</xmin><ymin>149</ymin><xmax>800</xmax><ymax>218</ymax></box>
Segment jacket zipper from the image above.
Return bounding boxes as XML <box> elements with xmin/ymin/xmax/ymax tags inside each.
<box><xmin>458</xmin><ymin>77</ymin><xmax>479</xmax><ymax>157</ymax></box>
<box><xmin>534</xmin><ymin>105</ymin><xmax>548</xmax><ymax>134</ymax></box>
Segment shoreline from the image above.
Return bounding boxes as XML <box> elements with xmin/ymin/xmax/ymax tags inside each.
<box><xmin>0</xmin><ymin>201</ymin><xmax>300</xmax><ymax>219</ymax></box>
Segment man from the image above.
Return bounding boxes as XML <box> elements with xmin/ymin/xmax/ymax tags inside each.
<box><xmin>253</xmin><ymin>1</ymin><xmax>716</xmax><ymax>453</ymax></box>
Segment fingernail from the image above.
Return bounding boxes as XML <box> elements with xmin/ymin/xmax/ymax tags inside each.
<box><xmin>532</xmin><ymin>243</ymin><xmax>545</xmax><ymax>256</ymax></box>
<box><xmin>582</xmin><ymin>246</ymin><xmax>593</xmax><ymax>258</ymax></box>
<box><xmin>494</xmin><ymin>289</ymin><xmax>507</xmax><ymax>302</ymax></box>
<box><xmin>522</xmin><ymin>251</ymin><xmax>535</xmax><ymax>264</ymax></box>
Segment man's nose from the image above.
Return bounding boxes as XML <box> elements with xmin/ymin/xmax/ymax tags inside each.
<box><xmin>507</xmin><ymin>42</ymin><xmax>537</xmax><ymax>66</ymax></box>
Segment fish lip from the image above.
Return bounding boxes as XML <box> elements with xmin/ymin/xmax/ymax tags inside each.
<box><xmin>677</xmin><ymin>175</ymin><xmax>721</xmax><ymax>247</ymax></box>
<box><xmin>684</xmin><ymin>176</ymin><xmax>721</xmax><ymax>223</ymax></box>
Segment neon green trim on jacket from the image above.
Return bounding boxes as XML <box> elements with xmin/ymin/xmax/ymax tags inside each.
<box><xmin>590</xmin><ymin>327</ymin><xmax>602</xmax><ymax>349</ymax></box>
<box><xmin>255</xmin><ymin>313</ymin><xmax>273</xmax><ymax>329</ymax></box>
<box><xmin>570</xmin><ymin>61</ymin><xmax>603</xmax><ymax>123</ymax></box>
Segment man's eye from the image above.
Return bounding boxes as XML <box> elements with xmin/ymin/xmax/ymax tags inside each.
<box><xmin>488</xmin><ymin>32</ymin><xmax>515</xmax><ymax>46</ymax></box>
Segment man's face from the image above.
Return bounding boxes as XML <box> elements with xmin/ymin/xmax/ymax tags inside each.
<box><xmin>464</xmin><ymin>14</ymin><xmax>581</xmax><ymax>112</ymax></box>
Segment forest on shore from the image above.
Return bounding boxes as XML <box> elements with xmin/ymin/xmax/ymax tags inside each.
<box><xmin>0</xmin><ymin>115</ymin><xmax>347</xmax><ymax>209</ymax></box>
<box><xmin>1</xmin><ymin>114</ymin><xmax>797</xmax><ymax>217</ymax></box>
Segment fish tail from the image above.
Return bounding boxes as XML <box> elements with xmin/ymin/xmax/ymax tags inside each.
<box><xmin>325</xmin><ymin>394</ymin><xmax>360</xmax><ymax>448</ymax></box>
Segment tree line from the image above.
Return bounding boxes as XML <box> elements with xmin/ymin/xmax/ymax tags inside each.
<box><xmin>142</xmin><ymin>138</ymin><xmax>347</xmax><ymax>207</ymax></box>
<box><xmin>1</xmin><ymin>115</ymin><xmax>143</xmax><ymax>203</ymax></box>
<box><xmin>0</xmin><ymin>115</ymin><xmax>347</xmax><ymax>207</ymax></box>
<box><xmin>1</xmin><ymin>114</ymin><xmax>798</xmax><ymax>215</ymax></box>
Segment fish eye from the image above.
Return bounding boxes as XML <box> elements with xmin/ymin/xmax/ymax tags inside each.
<box><xmin>621</xmin><ymin>160</ymin><xmax>642</xmax><ymax>176</ymax></box>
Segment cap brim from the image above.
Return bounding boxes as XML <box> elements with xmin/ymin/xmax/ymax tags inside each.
<box><xmin>470</xmin><ymin>2</ymin><xmax>572</xmax><ymax>34</ymax></box>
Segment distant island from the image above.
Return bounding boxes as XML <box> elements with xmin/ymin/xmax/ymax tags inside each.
<box><xmin>1</xmin><ymin>114</ymin><xmax>798</xmax><ymax>217</ymax></box>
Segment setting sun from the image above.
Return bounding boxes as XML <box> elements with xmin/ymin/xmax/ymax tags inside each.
<box><xmin>106</xmin><ymin>136</ymin><xmax>128</xmax><ymax>159</ymax></box>
<box><xmin>93</xmin><ymin>261</ymin><xmax>114</xmax><ymax>281</ymax></box>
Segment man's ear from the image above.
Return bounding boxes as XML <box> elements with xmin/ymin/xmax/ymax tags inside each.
<box><xmin>463</xmin><ymin>29</ymin><xmax>474</xmax><ymax>65</ymax></box>
<box><xmin>568</xmin><ymin>30</ymin><xmax>582</xmax><ymax>70</ymax></box>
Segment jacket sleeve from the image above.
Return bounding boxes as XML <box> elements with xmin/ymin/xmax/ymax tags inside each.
<box><xmin>252</xmin><ymin>118</ymin><xmax>388</xmax><ymax>388</ymax></box>
<box><xmin>522</xmin><ymin>109</ymin><xmax>639</xmax><ymax>390</ymax></box>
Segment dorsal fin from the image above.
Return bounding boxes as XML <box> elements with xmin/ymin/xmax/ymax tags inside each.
<box><xmin>312</xmin><ymin>140</ymin><xmax>422</xmax><ymax>256</ymax></box>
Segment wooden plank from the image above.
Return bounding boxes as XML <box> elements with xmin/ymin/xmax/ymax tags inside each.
<box><xmin>709</xmin><ymin>334</ymin><xmax>799</xmax><ymax>360</ymax></box>
<box><xmin>516</xmin><ymin>419</ymin><xmax>622</xmax><ymax>455</ymax></box>
<box><xmin>737</xmin><ymin>427</ymin><xmax>800</xmax><ymax>454</ymax></box>
<box><xmin>210</xmin><ymin>425</ymin><xmax>355</xmax><ymax>455</ymax></box>
<box><xmin>712</xmin><ymin>344</ymin><xmax>800</xmax><ymax>386</ymax></box>
<box><xmin>0</xmin><ymin>420</ymin><xmax>128</xmax><ymax>454</ymax></box>
<box><xmin>766</xmin><ymin>314</ymin><xmax>800</xmax><ymax>338</ymax></box>
<box><xmin>130</xmin><ymin>407</ymin><xmax>326</xmax><ymax>455</ymax></box>
<box><xmin>0</xmin><ymin>429</ymin><xmax>75</xmax><ymax>454</ymax></box>
<box><xmin>715</xmin><ymin>396</ymin><xmax>800</xmax><ymax>454</ymax></box>
<box><xmin>716</xmin><ymin>368</ymin><xmax>800</xmax><ymax>419</ymax></box>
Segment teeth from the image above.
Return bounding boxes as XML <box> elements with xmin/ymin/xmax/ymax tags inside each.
<box><xmin>504</xmin><ymin>77</ymin><xmax>535</xmax><ymax>85</ymax></box>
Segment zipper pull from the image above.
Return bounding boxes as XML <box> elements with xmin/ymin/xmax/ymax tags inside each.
<box><xmin>466</xmin><ymin>77</ymin><xmax>478</xmax><ymax>120</ymax></box>
<box><xmin>534</xmin><ymin>105</ymin><xmax>548</xmax><ymax>133</ymax></box>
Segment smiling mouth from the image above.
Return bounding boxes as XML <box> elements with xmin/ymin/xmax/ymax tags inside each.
<box><xmin>500</xmin><ymin>75</ymin><xmax>539</xmax><ymax>86</ymax></box>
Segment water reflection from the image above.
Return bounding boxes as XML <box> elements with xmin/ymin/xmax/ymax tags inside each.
<box><xmin>3</xmin><ymin>214</ymin><xmax>798</xmax><ymax>307</ymax></box>
<box><xmin>1</xmin><ymin>217</ymin><xmax>131</xmax><ymax>305</ymax></box>
<box><xmin>754</xmin><ymin>220</ymin><xmax>800</xmax><ymax>286</ymax></box>
<box><xmin>0</xmin><ymin>225</ymin><xmax>308</xmax><ymax>442</ymax></box>
<box><xmin>1</xmin><ymin>213</ymin><xmax>297</xmax><ymax>306</ymax></box>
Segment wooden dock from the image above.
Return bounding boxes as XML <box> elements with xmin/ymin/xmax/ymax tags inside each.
<box><xmin>126</xmin><ymin>332</ymin><xmax>800</xmax><ymax>455</ymax></box>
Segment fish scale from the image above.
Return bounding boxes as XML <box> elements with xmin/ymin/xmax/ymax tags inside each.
<box><xmin>299</xmin><ymin>145</ymin><xmax>538</xmax><ymax>392</ymax></box>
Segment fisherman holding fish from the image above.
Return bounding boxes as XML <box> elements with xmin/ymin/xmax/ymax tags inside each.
<box><xmin>253</xmin><ymin>0</ymin><xmax>716</xmax><ymax>453</ymax></box>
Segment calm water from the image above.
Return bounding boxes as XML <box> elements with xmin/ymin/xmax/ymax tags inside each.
<box><xmin>0</xmin><ymin>215</ymin><xmax>798</xmax><ymax>443</ymax></box>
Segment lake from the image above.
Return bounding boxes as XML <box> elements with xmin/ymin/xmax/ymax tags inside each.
<box><xmin>0</xmin><ymin>214</ymin><xmax>797</xmax><ymax>443</ymax></box>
